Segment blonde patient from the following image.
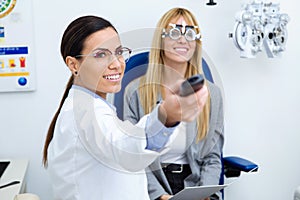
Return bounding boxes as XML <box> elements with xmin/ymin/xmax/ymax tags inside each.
<box><xmin>124</xmin><ymin>7</ymin><xmax>224</xmax><ymax>200</ymax></box>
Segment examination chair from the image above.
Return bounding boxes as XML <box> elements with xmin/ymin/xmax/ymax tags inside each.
<box><xmin>113</xmin><ymin>51</ymin><xmax>259</xmax><ymax>198</ymax></box>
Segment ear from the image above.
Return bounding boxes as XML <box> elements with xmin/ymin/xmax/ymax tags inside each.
<box><xmin>66</xmin><ymin>56</ymin><xmax>79</xmax><ymax>76</ymax></box>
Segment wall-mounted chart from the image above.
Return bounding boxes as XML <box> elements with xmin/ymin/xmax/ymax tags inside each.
<box><xmin>0</xmin><ymin>0</ymin><xmax>36</xmax><ymax>92</ymax></box>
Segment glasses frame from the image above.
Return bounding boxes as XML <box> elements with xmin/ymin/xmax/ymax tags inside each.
<box><xmin>162</xmin><ymin>23</ymin><xmax>201</xmax><ymax>42</ymax></box>
<box><xmin>75</xmin><ymin>46</ymin><xmax>132</xmax><ymax>63</ymax></box>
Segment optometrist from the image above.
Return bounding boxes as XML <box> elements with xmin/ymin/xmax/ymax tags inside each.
<box><xmin>124</xmin><ymin>7</ymin><xmax>224</xmax><ymax>200</ymax></box>
<box><xmin>42</xmin><ymin>15</ymin><xmax>208</xmax><ymax>200</ymax></box>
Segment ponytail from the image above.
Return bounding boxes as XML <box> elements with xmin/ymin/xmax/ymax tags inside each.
<box><xmin>42</xmin><ymin>76</ymin><xmax>74</xmax><ymax>167</ymax></box>
<box><xmin>43</xmin><ymin>15</ymin><xmax>117</xmax><ymax>167</ymax></box>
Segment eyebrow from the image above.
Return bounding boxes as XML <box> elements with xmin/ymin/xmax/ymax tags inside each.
<box><xmin>174</xmin><ymin>24</ymin><xmax>197</xmax><ymax>29</ymax></box>
<box><xmin>92</xmin><ymin>45</ymin><xmax>123</xmax><ymax>52</ymax></box>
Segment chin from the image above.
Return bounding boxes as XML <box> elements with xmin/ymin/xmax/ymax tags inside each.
<box><xmin>169</xmin><ymin>54</ymin><xmax>190</xmax><ymax>62</ymax></box>
<box><xmin>111</xmin><ymin>85</ymin><xmax>121</xmax><ymax>93</ymax></box>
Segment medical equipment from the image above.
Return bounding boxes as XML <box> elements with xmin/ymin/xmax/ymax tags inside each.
<box><xmin>229</xmin><ymin>0</ymin><xmax>290</xmax><ymax>58</ymax></box>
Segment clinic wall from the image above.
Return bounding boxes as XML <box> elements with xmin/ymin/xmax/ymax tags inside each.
<box><xmin>0</xmin><ymin>0</ymin><xmax>299</xmax><ymax>199</ymax></box>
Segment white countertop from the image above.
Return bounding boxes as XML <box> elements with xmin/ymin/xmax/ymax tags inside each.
<box><xmin>0</xmin><ymin>159</ymin><xmax>29</xmax><ymax>200</ymax></box>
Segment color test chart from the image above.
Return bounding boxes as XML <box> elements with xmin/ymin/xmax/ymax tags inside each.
<box><xmin>0</xmin><ymin>0</ymin><xmax>36</xmax><ymax>92</ymax></box>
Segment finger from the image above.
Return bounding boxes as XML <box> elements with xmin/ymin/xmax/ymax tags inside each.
<box><xmin>169</xmin><ymin>79</ymin><xmax>185</xmax><ymax>94</ymax></box>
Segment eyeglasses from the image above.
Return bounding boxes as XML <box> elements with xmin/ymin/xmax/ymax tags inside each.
<box><xmin>162</xmin><ymin>23</ymin><xmax>201</xmax><ymax>42</ymax></box>
<box><xmin>75</xmin><ymin>46</ymin><xmax>132</xmax><ymax>64</ymax></box>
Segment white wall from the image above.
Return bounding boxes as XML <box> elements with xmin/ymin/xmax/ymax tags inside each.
<box><xmin>0</xmin><ymin>0</ymin><xmax>299</xmax><ymax>200</ymax></box>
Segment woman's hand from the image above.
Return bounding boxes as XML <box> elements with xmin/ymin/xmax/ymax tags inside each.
<box><xmin>159</xmin><ymin>194</ymin><xmax>173</xmax><ymax>200</ymax></box>
<box><xmin>159</xmin><ymin>80</ymin><xmax>208</xmax><ymax>126</ymax></box>
<box><xmin>159</xmin><ymin>194</ymin><xmax>210</xmax><ymax>200</ymax></box>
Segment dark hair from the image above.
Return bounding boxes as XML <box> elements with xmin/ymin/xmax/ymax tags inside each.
<box><xmin>43</xmin><ymin>15</ymin><xmax>117</xmax><ymax>167</ymax></box>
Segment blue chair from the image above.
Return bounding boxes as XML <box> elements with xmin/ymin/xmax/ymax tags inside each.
<box><xmin>113</xmin><ymin>51</ymin><xmax>258</xmax><ymax>198</ymax></box>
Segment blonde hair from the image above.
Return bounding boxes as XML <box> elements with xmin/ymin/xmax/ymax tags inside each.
<box><xmin>139</xmin><ymin>7</ymin><xmax>210</xmax><ymax>142</ymax></box>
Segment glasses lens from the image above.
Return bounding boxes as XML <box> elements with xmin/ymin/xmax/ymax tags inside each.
<box><xmin>185</xmin><ymin>29</ymin><xmax>196</xmax><ymax>41</ymax></box>
<box><xmin>94</xmin><ymin>49</ymin><xmax>111</xmax><ymax>59</ymax></box>
<box><xmin>117</xmin><ymin>48</ymin><xmax>131</xmax><ymax>62</ymax></box>
<box><xmin>169</xmin><ymin>28</ymin><xmax>181</xmax><ymax>40</ymax></box>
<box><xmin>89</xmin><ymin>49</ymin><xmax>112</xmax><ymax>64</ymax></box>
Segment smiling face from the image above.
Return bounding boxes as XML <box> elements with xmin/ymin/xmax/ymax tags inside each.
<box><xmin>68</xmin><ymin>27</ymin><xmax>126</xmax><ymax>99</ymax></box>
<box><xmin>162</xmin><ymin>16</ymin><xmax>197</xmax><ymax>65</ymax></box>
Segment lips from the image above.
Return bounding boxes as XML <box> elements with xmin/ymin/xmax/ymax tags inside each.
<box><xmin>173</xmin><ymin>47</ymin><xmax>189</xmax><ymax>56</ymax></box>
<box><xmin>174</xmin><ymin>47</ymin><xmax>188</xmax><ymax>52</ymax></box>
<box><xmin>103</xmin><ymin>73</ymin><xmax>121</xmax><ymax>81</ymax></box>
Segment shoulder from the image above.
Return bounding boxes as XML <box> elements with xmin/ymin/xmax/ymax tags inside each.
<box><xmin>206</xmin><ymin>80</ymin><xmax>222</xmax><ymax>99</ymax></box>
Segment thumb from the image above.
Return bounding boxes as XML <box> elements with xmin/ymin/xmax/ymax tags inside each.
<box><xmin>168</xmin><ymin>79</ymin><xmax>185</xmax><ymax>95</ymax></box>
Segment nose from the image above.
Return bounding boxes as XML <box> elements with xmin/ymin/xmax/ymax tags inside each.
<box><xmin>178</xmin><ymin>34</ymin><xmax>187</xmax><ymax>43</ymax></box>
<box><xmin>107</xmin><ymin>55</ymin><xmax>122</xmax><ymax>70</ymax></box>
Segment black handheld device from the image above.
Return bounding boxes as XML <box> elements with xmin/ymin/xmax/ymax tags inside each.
<box><xmin>179</xmin><ymin>74</ymin><xmax>205</xmax><ymax>97</ymax></box>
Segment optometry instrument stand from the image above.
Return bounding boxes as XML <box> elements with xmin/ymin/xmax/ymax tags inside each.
<box><xmin>0</xmin><ymin>0</ymin><xmax>36</xmax><ymax>92</ymax></box>
<box><xmin>229</xmin><ymin>0</ymin><xmax>290</xmax><ymax>58</ymax></box>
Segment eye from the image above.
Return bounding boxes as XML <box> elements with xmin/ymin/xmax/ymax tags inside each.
<box><xmin>93</xmin><ymin>50</ymin><xmax>109</xmax><ymax>58</ymax></box>
<box><xmin>170</xmin><ymin>28</ymin><xmax>181</xmax><ymax>39</ymax></box>
<box><xmin>116</xmin><ymin>48</ymin><xmax>124</xmax><ymax>56</ymax></box>
<box><xmin>185</xmin><ymin>29</ymin><xmax>196</xmax><ymax>41</ymax></box>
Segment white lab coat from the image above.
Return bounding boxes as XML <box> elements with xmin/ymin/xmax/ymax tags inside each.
<box><xmin>48</xmin><ymin>86</ymin><xmax>173</xmax><ymax>200</ymax></box>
